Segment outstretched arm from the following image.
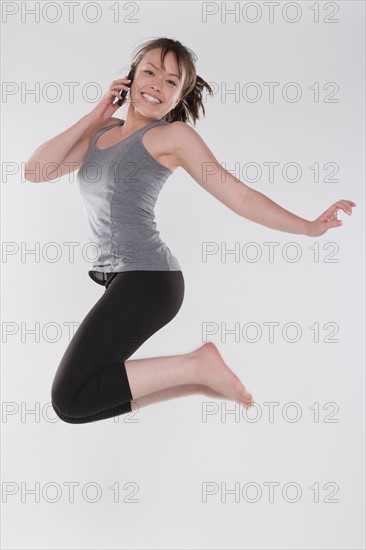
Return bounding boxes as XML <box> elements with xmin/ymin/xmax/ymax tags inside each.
<box><xmin>171</xmin><ymin>122</ymin><xmax>356</xmax><ymax>237</ymax></box>
<box><xmin>238</xmin><ymin>189</ymin><xmax>354</xmax><ymax>236</ymax></box>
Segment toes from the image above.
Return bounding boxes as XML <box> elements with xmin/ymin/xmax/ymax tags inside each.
<box><xmin>242</xmin><ymin>388</ymin><xmax>253</xmax><ymax>405</ymax></box>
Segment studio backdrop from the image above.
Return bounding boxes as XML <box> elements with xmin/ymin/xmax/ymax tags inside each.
<box><xmin>1</xmin><ymin>1</ymin><xmax>364</xmax><ymax>549</ymax></box>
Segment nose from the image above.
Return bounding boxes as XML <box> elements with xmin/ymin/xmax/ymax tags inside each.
<box><xmin>149</xmin><ymin>76</ymin><xmax>163</xmax><ymax>92</ymax></box>
<box><xmin>150</xmin><ymin>82</ymin><xmax>161</xmax><ymax>93</ymax></box>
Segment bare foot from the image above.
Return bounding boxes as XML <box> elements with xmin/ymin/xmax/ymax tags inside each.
<box><xmin>192</xmin><ymin>342</ymin><xmax>253</xmax><ymax>406</ymax></box>
<box><xmin>196</xmin><ymin>384</ymin><xmax>227</xmax><ymax>400</ymax></box>
<box><xmin>132</xmin><ymin>383</ymin><xmax>237</xmax><ymax>412</ymax></box>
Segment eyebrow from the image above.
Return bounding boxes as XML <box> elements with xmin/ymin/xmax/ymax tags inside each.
<box><xmin>144</xmin><ymin>62</ymin><xmax>180</xmax><ymax>80</ymax></box>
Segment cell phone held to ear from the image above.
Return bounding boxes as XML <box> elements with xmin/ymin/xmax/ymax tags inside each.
<box><xmin>118</xmin><ymin>67</ymin><xmax>134</xmax><ymax>106</ymax></box>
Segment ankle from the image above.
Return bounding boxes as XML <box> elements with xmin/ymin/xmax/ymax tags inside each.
<box><xmin>185</xmin><ymin>349</ymin><xmax>205</xmax><ymax>384</ymax></box>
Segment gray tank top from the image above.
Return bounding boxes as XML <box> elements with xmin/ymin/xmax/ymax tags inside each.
<box><xmin>76</xmin><ymin>119</ymin><xmax>182</xmax><ymax>285</ymax></box>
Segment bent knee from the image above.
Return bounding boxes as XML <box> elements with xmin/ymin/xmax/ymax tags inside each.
<box><xmin>51</xmin><ymin>385</ymin><xmax>86</xmax><ymax>423</ymax></box>
<box><xmin>51</xmin><ymin>377</ymin><xmax>86</xmax><ymax>422</ymax></box>
<box><xmin>52</xmin><ymin>402</ymin><xmax>78</xmax><ymax>424</ymax></box>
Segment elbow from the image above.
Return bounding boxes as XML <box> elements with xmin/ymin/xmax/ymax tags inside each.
<box><xmin>23</xmin><ymin>165</ymin><xmax>34</xmax><ymax>182</ymax></box>
<box><xmin>23</xmin><ymin>161</ymin><xmax>37</xmax><ymax>183</ymax></box>
<box><xmin>23</xmin><ymin>169</ymin><xmax>38</xmax><ymax>183</ymax></box>
<box><xmin>23</xmin><ymin>163</ymin><xmax>47</xmax><ymax>183</ymax></box>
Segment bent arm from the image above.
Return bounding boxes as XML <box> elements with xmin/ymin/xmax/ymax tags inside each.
<box><xmin>23</xmin><ymin>113</ymin><xmax>101</xmax><ymax>183</ymax></box>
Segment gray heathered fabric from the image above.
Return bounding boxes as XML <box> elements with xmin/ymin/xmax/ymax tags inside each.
<box><xmin>76</xmin><ymin>119</ymin><xmax>182</xmax><ymax>282</ymax></box>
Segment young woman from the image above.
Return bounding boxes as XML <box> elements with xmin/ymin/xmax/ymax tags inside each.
<box><xmin>24</xmin><ymin>37</ymin><xmax>356</xmax><ymax>424</ymax></box>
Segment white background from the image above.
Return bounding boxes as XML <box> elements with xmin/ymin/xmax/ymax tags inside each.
<box><xmin>1</xmin><ymin>1</ymin><xmax>365</xmax><ymax>549</ymax></box>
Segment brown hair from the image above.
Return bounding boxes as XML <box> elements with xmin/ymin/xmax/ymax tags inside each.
<box><xmin>126</xmin><ymin>37</ymin><xmax>213</xmax><ymax>126</ymax></box>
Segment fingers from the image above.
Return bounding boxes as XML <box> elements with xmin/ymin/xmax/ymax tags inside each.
<box><xmin>110</xmin><ymin>77</ymin><xmax>132</xmax><ymax>85</ymax></box>
<box><xmin>326</xmin><ymin>211</ymin><xmax>339</xmax><ymax>222</ymax></box>
<box><xmin>326</xmin><ymin>199</ymin><xmax>357</xmax><ymax>222</ymax></box>
<box><xmin>109</xmin><ymin>83</ymin><xmax>130</xmax><ymax>95</ymax></box>
<box><xmin>108</xmin><ymin>77</ymin><xmax>132</xmax><ymax>97</ymax></box>
<box><xmin>335</xmin><ymin>199</ymin><xmax>356</xmax><ymax>214</ymax></box>
<box><xmin>110</xmin><ymin>77</ymin><xmax>132</xmax><ymax>88</ymax></box>
<box><xmin>339</xmin><ymin>200</ymin><xmax>356</xmax><ymax>214</ymax></box>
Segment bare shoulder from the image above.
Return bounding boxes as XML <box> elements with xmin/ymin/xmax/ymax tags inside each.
<box><xmin>164</xmin><ymin>120</ymin><xmax>218</xmax><ymax>170</ymax></box>
<box><xmin>166</xmin><ymin>120</ymin><xmax>200</xmax><ymax>141</ymax></box>
<box><xmin>167</xmin><ymin>120</ymin><xmax>210</xmax><ymax>150</ymax></box>
<box><xmin>162</xmin><ymin>121</ymin><xmax>251</xmax><ymax>217</ymax></box>
<box><xmin>137</xmin><ymin>119</ymin><xmax>209</xmax><ymax>173</ymax></box>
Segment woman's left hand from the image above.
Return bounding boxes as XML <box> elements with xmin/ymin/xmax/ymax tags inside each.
<box><xmin>306</xmin><ymin>199</ymin><xmax>357</xmax><ymax>237</ymax></box>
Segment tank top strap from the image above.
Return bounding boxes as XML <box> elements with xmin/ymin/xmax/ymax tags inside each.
<box><xmin>91</xmin><ymin>119</ymin><xmax>167</xmax><ymax>148</ymax></box>
<box><xmin>138</xmin><ymin>119</ymin><xmax>168</xmax><ymax>137</ymax></box>
<box><xmin>91</xmin><ymin>120</ymin><xmax>124</xmax><ymax>145</ymax></box>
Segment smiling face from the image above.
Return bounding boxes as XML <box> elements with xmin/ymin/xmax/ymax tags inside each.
<box><xmin>129</xmin><ymin>47</ymin><xmax>186</xmax><ymax>120</ymax></box>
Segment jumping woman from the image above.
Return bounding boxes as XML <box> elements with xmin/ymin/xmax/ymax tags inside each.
<box><xmin>24</xmin><ymin>37</ymin><xmax>356</xmax><ymax>424</ymax></box>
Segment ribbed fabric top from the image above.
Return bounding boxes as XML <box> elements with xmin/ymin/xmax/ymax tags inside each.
<box><xmin>76</xmin><ymin>119</ymin><xmax>181</xmax><ymax>285</ymax></box>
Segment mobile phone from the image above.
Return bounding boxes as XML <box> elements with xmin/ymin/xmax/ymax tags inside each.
<box><xmin>117</xmin><ymin>67</ymin><xmax>134</xmax><ymax>106</ymax></box>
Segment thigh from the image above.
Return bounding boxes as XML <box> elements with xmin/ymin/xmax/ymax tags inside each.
<box><xmin>55</xmin><ymin>270</ymin><xmax>185</xmax><ymax>381</ymax></box>
<box><xmin>101</xmin><ymin>269</ymin><xmax>185</xmax><ymax>359</ymax></box>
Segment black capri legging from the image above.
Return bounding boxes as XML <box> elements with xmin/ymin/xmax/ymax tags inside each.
<box><xmin>51</xmin><ymin>270</ymin><xmax>185</xmax><ymax>424</ymax></box>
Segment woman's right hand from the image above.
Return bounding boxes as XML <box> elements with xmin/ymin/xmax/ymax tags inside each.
<box><xmin>88</xmin><ymin>76</ymin><xmax>132</xmax><ymax>124</ymax></box>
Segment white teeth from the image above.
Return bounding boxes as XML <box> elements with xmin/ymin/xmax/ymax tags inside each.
<box><xmin>141</xmin><ymin>92</ymin><xmax>160</xmax><ymax>104</ymax></box>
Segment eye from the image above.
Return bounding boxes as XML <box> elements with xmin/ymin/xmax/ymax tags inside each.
<box><xmin>144</xmin><ymin>70</ymin><xmax>177</xmax><ymax>87</ymax></box>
